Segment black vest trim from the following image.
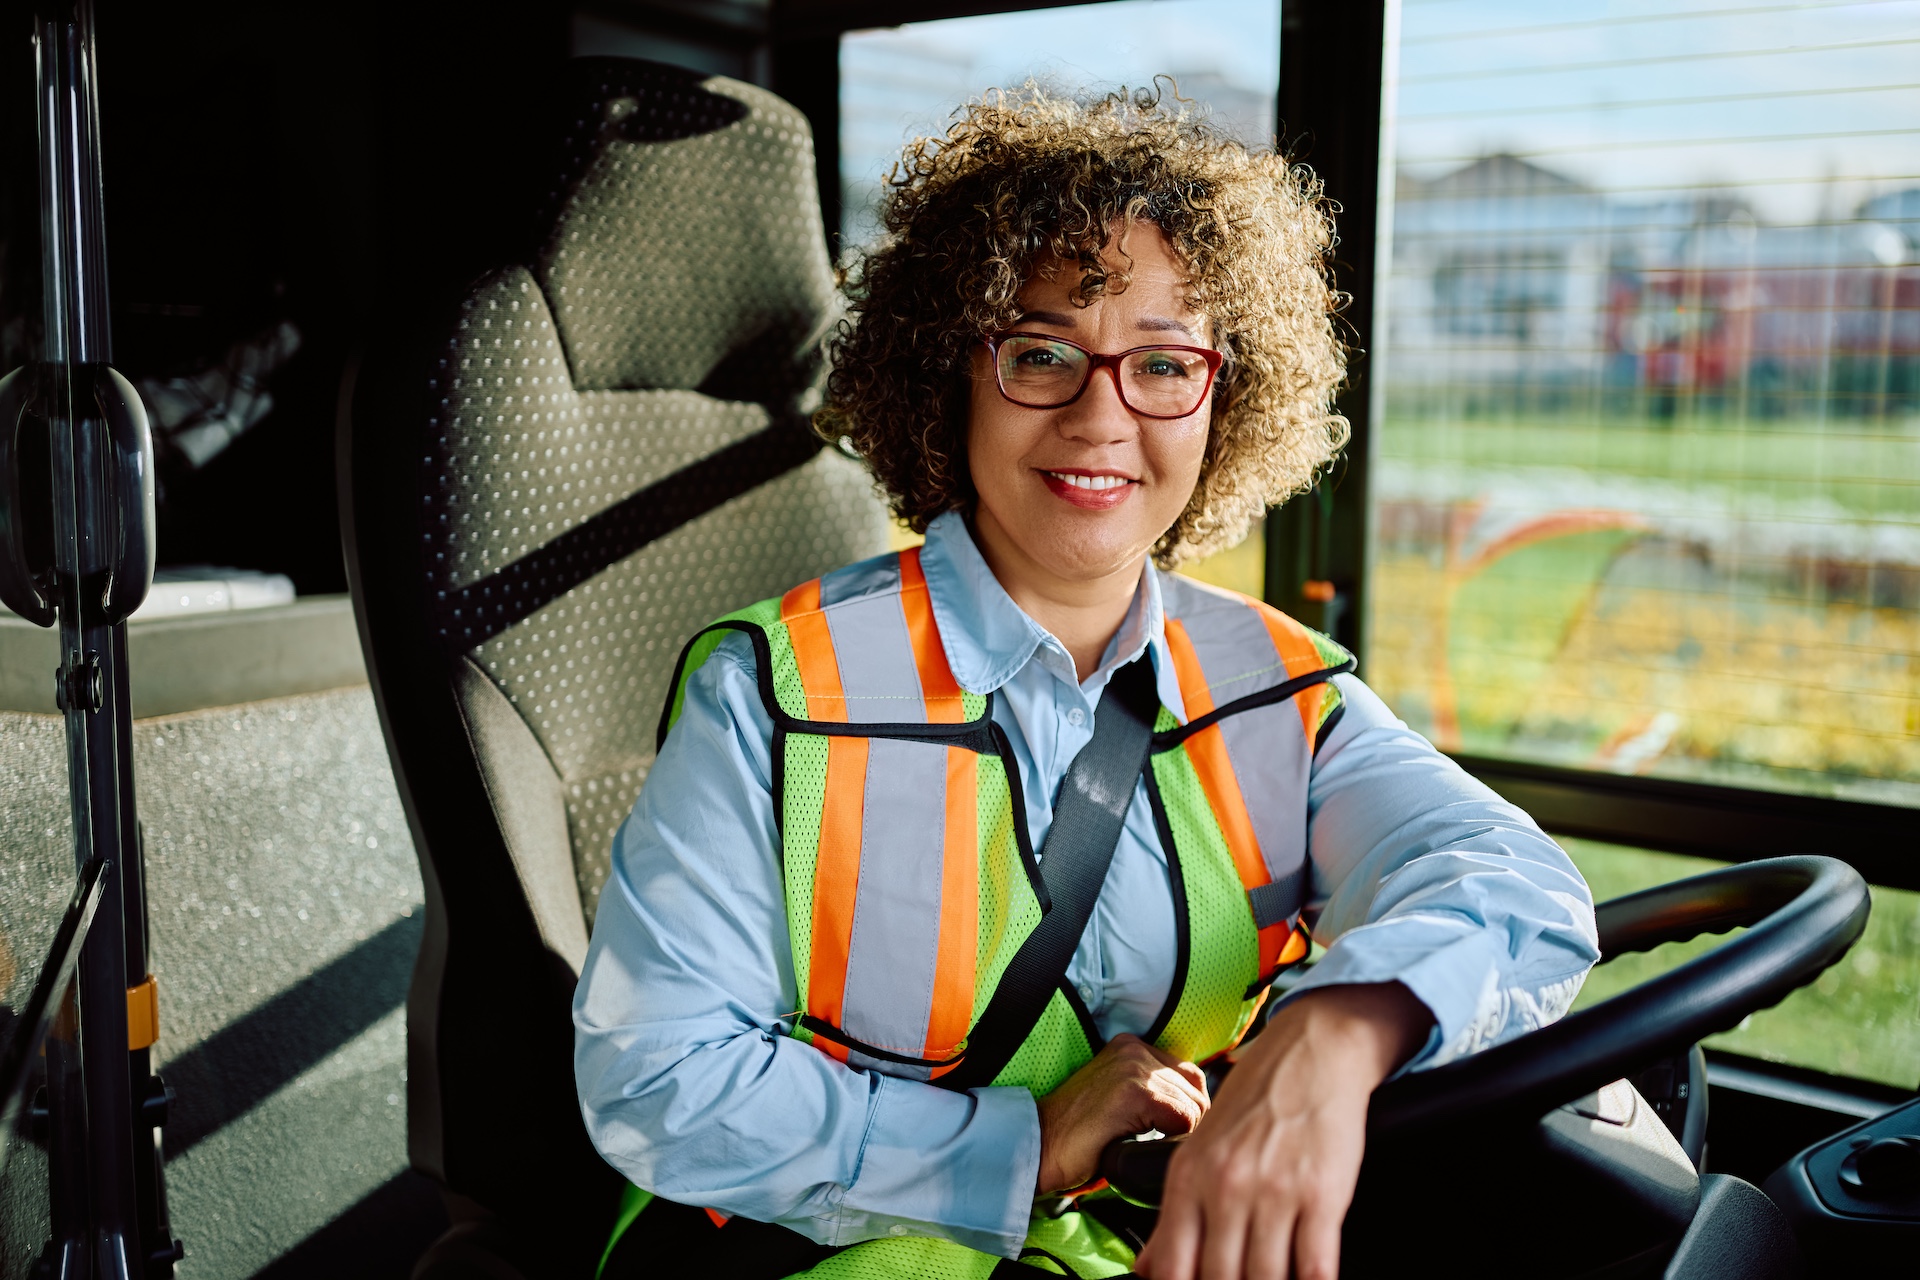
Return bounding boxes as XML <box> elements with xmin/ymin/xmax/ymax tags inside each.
<box><xmin>1150</xmin><ymin>660</ymin><xmax>1355</xmax><ymax>751</ymax></box>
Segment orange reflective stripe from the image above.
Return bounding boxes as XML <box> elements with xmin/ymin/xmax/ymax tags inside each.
<box><xmin>925</xmin><ymin>746</ymin><xmax>978</xmax><ymax>1069</ymax></box>
<box><xmin>1256</xmin><ymin>604</ymin><xmax>1328</xmax><ymax>742</ymax></box>
<box><xmin>1276</xmin><ymin>925</ymin><xmax>1311</xmax><ymax>967</ymax></box>
<box><xmin>1164</xmin><ymin>619</ymin><xmax>1268</xmax><ymax>896</ymax></box>
<box><xmin>781</xmin><ymin>578</ymin><xmax>847</xmax><ymax>722</ymax></box>
<box><xmin>806</xmin><ymin>734</ymin><xmax>868</xmax><ymax>1043</ymax></box>
<box><xmin>897</xmin><ymin>547</ymin><xmax>967</xmax><ymax>723</ymax></box>
<box><xmin>1163</xmin><ymin>616</ymin><xmax>1216</xmax><ymax>719</ymax></box>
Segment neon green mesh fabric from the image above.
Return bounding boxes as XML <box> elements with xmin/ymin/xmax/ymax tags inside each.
<box><xmin>664</xmin><ymin>598</ymin><xmax>786</xmax><ymax>734</ymax></box>
<box><xmin>973</xmin><ymin>757</ymin><xmax>1041</xmax><ymax>1022</ymax></box>
<box><xmin>992</xmin><ymin>992</ymin><xmax>1094</xmax><ymax>1096</ymax></box>
<box><xmin>785</xmin><ymin>1209</ymin><xmax>1134</xmax><ymax>1279</ymax></box>
<box><xmin>1149</xmin><ymin>747</ymin><xmax>1262</xmax><ymax>1064</ymax></box>
<box><xmin>793</xmin><ymin>1239</ymin><xmax>1000</xmax><ymax>1280</ymax></box>
<box><xmin>781</xmin><ymin>730</ymin><xmax>830</xmax><ymax>1011</ymax></box>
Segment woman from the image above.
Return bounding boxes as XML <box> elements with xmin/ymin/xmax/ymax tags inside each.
<box><xmin>574</xmin><ymin>86</ymin><xmax>1598</xmax><ymax>1280</ymax></box>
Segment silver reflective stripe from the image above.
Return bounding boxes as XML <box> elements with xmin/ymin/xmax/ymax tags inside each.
<box><xmin>1181</xmin><ymin>593</ymin><xmax>1289</xmax><ymax>703</ymax></box>
<box><xmin>823</xmin><ymin>591</ymin><xmax>927</xmax><ymax>724</ymax></box>
<box><xmin>839</xmin><ymin>736</ymin><xmax>948</xmax><ymax>1076</ymax></box>
<box><xmin>1218</xmin><ymin>701</ymin><xmax>1310</xmax><ymax>911</ymax></box>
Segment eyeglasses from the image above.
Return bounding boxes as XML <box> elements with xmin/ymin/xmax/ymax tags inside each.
<box><xmin>983</xmin><ymin>332</ymin><xmax>1224</xmax><ymax>420</ymax></box>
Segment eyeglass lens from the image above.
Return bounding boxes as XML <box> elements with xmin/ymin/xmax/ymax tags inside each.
<box><xmin>994</xmin><ymin>335</ymin><xmax>1212</xmax><ymax>416</ymax></box>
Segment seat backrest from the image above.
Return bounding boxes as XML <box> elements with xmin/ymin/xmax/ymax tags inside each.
<box><xmin>342</xmin><ymin>58</ymin><xmax>889</xmax><ymax>1260</ymax></box>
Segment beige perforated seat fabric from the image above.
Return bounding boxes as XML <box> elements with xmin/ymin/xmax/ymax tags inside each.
<box><xmin>425</xmin><ymin>70</ymin><xmax>889</xmax><ymax>948</ymax></box>
<box><xmin>342</xmin><ymin>59</ymin><xmax>889</xmax><ymax>1261</ymax></box>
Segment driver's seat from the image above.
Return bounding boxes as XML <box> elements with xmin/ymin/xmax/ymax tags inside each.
<box><xmin>339</xmin><ymin>57</ymin><xmax>891</xmax><ymax>1275</ymax></box>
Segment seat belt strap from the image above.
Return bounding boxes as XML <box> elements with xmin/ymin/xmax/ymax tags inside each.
<box><xmin>940</xmin><ymin>655</ymin><xmax>1159</xmax><ymax>1091</ymax></box>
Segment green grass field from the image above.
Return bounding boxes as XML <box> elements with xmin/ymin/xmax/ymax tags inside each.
<box><xmin>1377</xmin><ymin>416</ymin><xmax>1920</xmax><ymax>520</ymax></box>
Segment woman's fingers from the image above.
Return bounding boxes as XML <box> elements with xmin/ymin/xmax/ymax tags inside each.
<box><xmin>1135</xmin><ymin>1185</ymin><xmax>1201</xmax><ymax>1280</ymax></box>
<box><xmin>1290</xmin><ymin>1194</ymin><xmax>1344</xmax><ymax>1280</ymax></box>
<box><xmin>1245</xmin><ymin>1191</ymin><xmax>1302</xmax><ymax>1280</ymax></box>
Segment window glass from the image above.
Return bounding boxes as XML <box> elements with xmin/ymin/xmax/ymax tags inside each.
<box><xmin>1369</xmin><ymin>1</ymin><xmax>1920</xmax><ymax>807</ymax></box>
<box><xmin>841</xmin><ymin>0</ymin><xmax>1279</xmax><ymax>249</ymax></box>
<box><xmin>841</xmin><ymin>0</ymin><xmax>1281</xmax><ymax>593</ymax></box>
<box><xmin>1565</xmin><ymin>836</ymin><xmax>1920</xmax><ymax>1088</ymax></box>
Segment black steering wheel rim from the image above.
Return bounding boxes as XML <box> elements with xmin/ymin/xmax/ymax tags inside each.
<box><xmin>1101</xmin><ymin>854</ymin><xmax>1869</xmax><ymax>1201</ymax></box>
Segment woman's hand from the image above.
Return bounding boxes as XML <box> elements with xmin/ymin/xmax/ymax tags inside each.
<box><xmin>1035</xmin><ymin>1033</ymin><xmax>1211</xmax><ymax>1195</ymax></box>
<box><xmin>1133</xmin><ymin>982</ymin><xmax>1434</xmax><ymax>1280</ymax></box>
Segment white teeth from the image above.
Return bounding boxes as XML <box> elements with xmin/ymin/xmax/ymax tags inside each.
<box><xmin>1047</xmin><ymin>471</ymin><xmax>1130</xmax><ymax>490</ymax></box>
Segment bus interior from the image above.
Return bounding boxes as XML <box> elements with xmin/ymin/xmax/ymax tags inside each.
<box><xmin>0</xmin><ymin>1</ymin><xmax>1915</xmax><ymax>1277</ymax></box>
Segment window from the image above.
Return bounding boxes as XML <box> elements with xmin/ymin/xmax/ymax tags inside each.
<box><xmin>1369</xmin><ymin>0</ymin><xmax>1920</xmax><ymax>811</ymax></box>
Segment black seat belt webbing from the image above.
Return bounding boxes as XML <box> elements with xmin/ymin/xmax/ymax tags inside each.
<box><xmin>941</xmin><ymin>655</ymin><xmax>1159</xmax><ymax>1091</ymax></box>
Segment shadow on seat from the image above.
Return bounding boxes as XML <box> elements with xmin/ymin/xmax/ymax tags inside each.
<box><xmin>339</xmin><ymin>56</ymin><xmax>891</xmax><ymax>1277</ymax></box>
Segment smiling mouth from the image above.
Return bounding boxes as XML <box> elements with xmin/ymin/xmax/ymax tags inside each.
<box><xmin>1040</xmin><ymin>470</ymin><xmax>1136</xmax><ymax>491</ymax></box>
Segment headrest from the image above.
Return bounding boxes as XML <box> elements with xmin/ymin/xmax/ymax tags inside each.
<box><xmin>533</xmin><ymin>59</ymin><xmax>836</xmax><ymax>406</ymax></box>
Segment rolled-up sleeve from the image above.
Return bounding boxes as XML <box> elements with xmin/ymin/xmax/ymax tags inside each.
<box><xmin>1281</xmin><ymin>674</ymin><xmax>1601</xmax><ymax>1068</ymax></box>
<box><xmin>572</xmin><ymin>635</ymin><xmax>1039</xmax><ymax>1257</ymax></box>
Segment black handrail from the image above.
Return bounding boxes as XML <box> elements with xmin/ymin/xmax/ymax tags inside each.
<box><xmin>0</xmin><ymin>3</ymin><xmax>174</xmax><ymax>1276</ymax></box>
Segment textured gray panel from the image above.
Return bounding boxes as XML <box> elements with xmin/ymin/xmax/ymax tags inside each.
<box><xmin>0</xmin><ymin>688</ymin><xmax>421</xmax><ymax>1273</ymax></box>
<box><xmin>0</xmin><ymin>713</ymin><xmax>77</xmax><ymax>1027</ymax></box>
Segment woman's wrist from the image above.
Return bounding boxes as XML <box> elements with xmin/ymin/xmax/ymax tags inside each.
<box><xmin>1251</xmin><ymin>981</ymin><xmax>1435</xmax><ymax>1085</ymax></box>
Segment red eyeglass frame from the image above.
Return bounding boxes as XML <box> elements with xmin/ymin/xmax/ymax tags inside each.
<box><xmin>983</xmin><ymin>331</ymin><xmax>1226</xmax><ymax>419</ymax></box>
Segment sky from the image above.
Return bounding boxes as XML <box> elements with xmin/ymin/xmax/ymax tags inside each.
<box><xmin>1392</xmin><ymin>0</ymin><xmax>1920</xmax><ymax>224</ymax></box>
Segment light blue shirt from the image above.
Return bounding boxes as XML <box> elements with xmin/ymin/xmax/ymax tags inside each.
<box><xmin>573</xmin><ymin>511</ymin><xmax>1599</xmax><ymax>1259</ymax></box>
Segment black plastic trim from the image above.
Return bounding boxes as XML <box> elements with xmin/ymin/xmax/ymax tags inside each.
<box><xmin>1453</xmin><ymin>752</ymin><xmax>1920</xmax><ymax>891</ymax></box>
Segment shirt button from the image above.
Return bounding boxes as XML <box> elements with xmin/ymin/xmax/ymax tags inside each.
<box><xmin>1078</xmin><ymin>982</ymin><xmax>1096</xmax><ymax>1003</ymax></box>
<box><xmin>889</xmin><ymin>1224</ymin><xmax>909</xmax><ymax>1236</ymax></box>
<box><xmin>1067</xmin><ymin>707</ymin><xmax>1085</xmax><ymax>727</ymax></box>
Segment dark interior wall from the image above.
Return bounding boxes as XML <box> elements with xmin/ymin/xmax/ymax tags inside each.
<box><xmin>43</xmin><ymin>1</ymin><xmax>568</xmax><ymax>593</ymax></box>
<box><xmin>0</xmin><ymin>0</ymin><xmax>771</xmax><ymax>595</ymax></box>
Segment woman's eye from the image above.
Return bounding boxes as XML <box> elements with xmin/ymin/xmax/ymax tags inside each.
<box><xmin>1011</xmin><ymin>346</ymin><xmax>1075</xmax><ymax>371</ymax></box>
<box><xmin>1140</xmin><ymin>354</ymin><xmax>1190</xmax><ymax>378</ymax></box>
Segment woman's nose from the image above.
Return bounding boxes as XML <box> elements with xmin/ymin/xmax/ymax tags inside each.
<box><xmin>1057</xmin><ymin>362</ymin><xmax>1137</xmax><ymax>441</ymax></box>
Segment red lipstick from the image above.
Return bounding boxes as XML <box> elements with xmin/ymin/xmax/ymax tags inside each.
<box><xmin>1038</xmin><ymin>468</ymin><xmax>1137</xmax><ymax>511</ymax></box>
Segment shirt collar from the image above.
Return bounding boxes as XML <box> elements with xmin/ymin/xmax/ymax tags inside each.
<box><xmin>918</xmin><ymin>510</ymin><xmax>1190</xmax><ymax>721</ymax></box>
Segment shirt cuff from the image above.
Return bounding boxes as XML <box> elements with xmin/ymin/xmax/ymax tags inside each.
<box><xmin>828</xmin><ymin>1079</ymin><xmax>1039</xmax><ymax>1258</ymax></box>
<box><xmin>1274</xmin><ymin>914</ymin><xmax>1509</xmax><ymax>1071</ymax></box>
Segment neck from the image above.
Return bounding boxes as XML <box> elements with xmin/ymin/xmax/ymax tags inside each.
<box><xmin>968</xmin><ymin>508</ymin><xmax>1146</xmax><ymax>683</ymax></box>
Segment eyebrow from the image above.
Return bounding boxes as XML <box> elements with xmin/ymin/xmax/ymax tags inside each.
<box><xmin>1015</xmin><ymin>310</ymin><xmax>1201</xmax><ymax>340</ymax></box>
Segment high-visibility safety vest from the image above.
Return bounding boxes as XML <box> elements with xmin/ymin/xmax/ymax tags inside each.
<box><xmin>638</xmin><ymin>546</ymin><xmax>1352</xmax><ymax>1280</ymax></box>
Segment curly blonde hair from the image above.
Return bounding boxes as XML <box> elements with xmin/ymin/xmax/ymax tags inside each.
<box><xmin>815</xmin><ymin>82</ymin><xmax>1350</xmax><ymax>566</ymax></box>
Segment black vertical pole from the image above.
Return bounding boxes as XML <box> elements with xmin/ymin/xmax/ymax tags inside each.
<box><xmin>32</xmin><ymin>2</ymin><xmax>157</xmax><ymax>1276</ymax></box>
<box><xmin>1266</xmin><ymin>0</ymin><xmax>1389</xmax><ymax>666</ymax></box>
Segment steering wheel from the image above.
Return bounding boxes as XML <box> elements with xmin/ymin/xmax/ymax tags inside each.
<box><xmin>1100</xmin><ymin>854</ymin><xmax>1870</xmax><ymax>1203</ymax></box>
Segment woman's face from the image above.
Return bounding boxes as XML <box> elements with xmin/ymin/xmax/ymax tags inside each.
<box><xmin>966</xmin><ymin>223</ymin><xmax>1213</xmax><ymax>589</ymax></box>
